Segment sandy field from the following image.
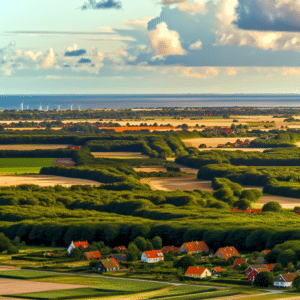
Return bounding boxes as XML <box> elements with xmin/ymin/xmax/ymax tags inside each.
<box><xmin>92</xmin><ymin>152</ymin><xmax>149</xmax><ymax>158</ymax></box>
<box><xmin>0</xmin><ymin>175</ymin><xmax>102</xmax><ymax>187</ymax></box>
<box><xmin>0</xmin><ymin>145</ymin><xmax>71</xmax><ymax>150</ymax></box>
<box><xmin>0</xmin><ymin>278</ymin><xmax>85</xmax><ymax>295</ymax></box>
<box><xmin>183</xmin><ymin>137</ymin><xmax>257</xmax><ymax>148</ymax></box>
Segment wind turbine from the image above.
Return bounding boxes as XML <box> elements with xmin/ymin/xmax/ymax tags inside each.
<box><xmin>56</xmin><ymin>105</ymin><xmax>61</xmax><ymax>110</ymax></box>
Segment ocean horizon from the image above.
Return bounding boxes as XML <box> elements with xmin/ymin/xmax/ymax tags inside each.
<box><xmin>1</xmin><ymin>94</ymin><xmax>300</xmax><ymax>110</ymax></box>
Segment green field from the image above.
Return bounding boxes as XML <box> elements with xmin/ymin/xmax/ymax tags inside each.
<box><xmin>0</xmin><ymin>158</ymin><xmax>55</xmax><ymax>174</ymax></box>
<box><xmin>0</xmin><ymin>270</ymin><xmax>60</xmax><ymax>279</ymax></box>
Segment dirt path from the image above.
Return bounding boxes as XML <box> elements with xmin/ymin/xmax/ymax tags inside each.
<box><xmin>0</xmin><ymin>175</ymin><xmax>102</xmax><ymax>187</ymax></box>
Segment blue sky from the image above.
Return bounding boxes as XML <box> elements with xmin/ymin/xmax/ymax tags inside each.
<box><xmin>2</xmin><ymin>0</ymin><xmax>300</xmax><ymax>94</ymax></box>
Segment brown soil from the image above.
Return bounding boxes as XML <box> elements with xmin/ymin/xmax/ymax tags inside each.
<box><xmin>134</xmin><ymin>167</ymin><xmax>167</xmax><ymax>173</ymax></box>
<box><xmin>0</xmin><ymin>175</ymin><xmax>102</xmax><ymax>187</ymax></box>
<box><xmin>183</xmin><ymin>137</ymin><xmax>257</xmax><ymax>148</ymax></box>
<box><xmin>0</xmin><ymin>278</ymin><xmax>85</xmax><ymax>295</ymax></box>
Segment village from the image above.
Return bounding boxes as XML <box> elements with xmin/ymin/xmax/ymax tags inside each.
<box><xmin>48</xmin><ymin>239</ymin><xmax>300</xmax><ymax>289</ymax></box>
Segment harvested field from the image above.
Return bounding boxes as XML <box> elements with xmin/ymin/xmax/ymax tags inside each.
<box><xmin>0</xmin><ymin>278</ymin><xmax>85</xmax><ymax>295</ymax></box>
<box><xmin>182</xmin><ymin>137</ymin><xmax>257</xmax><ymax>148</ymax></box>
<box><xmin>134</xmin><ymin>167</ymin><xmax>167</xmax><ymax>173</ymax></box>
<box><xmin>256</xmin><ymin>195</ymin><xmax>300</xmax><ymax>209</ymax></box>
<box><xmin>0</xmin><ymin>145</ymin><xmax>71</xmax><ymax>150</ymax></box>
<box><xmin>92</xmin><ymin>152</ymin><xmax>149</xmax><ymax>158</ymax></box>
<box><xmin>0</xmin><ymin>175</ymin><xmax>102</xmax><ymax>187</ymax></box>
<box><xmin>198</xmin><ymin>148</ymin><xmax>269</xmax><ymax>152</ymax></box>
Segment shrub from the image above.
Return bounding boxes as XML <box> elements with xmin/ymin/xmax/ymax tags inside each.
<box><xmin>253</xmin><ymin>271</ymin><xmax>274</xmax><ymax>287</ymax></box>
<box><xmin>262</xmin><ymin>201</ymin><xmax>282</xmax><ymax>212</ymax></box>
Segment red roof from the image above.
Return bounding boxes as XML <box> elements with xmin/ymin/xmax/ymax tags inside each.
<box><xmin>280</xmin><ymin>273</ymin><xmax>299</xmax><ymax>282</ymax></box>
<box><xmin>73</xmin><ymin>241</ymin><xmax>89</xmax><ymax>249</ymax></box>
<box><xmin>143</xmin><ymin>250</ymin><xmax>164</xmax><ymax>259</ymax></box>
<box><xmin>232</xmin><ymin>258</ymin><xmax>247</xmax><ymax>268</ymax></box>
<box><xmin>266</xmin><ymin>264</ymin><xmax>276</xmax><ymax>271</ymax></box>
<box><xmin>215</xmin><ymin>246</ymin><xmax>240</xmax><ymax>260</ymax></box>
<box><xmin>113</xmin><ymin>246</ymin><xmax>127</xmax><ymax>252</ymax></box>
<box><xmin>182</xmin><ymin>241</ymin><xmax>209</xmax><ymax>253</ymax></box>
<box><xmin>213</xmin><ymin>267</ymin><xmax>223</xmax><ymax>272</ymax></box>
<box><xmin>185</xmin><ymin>267</ymin><xmax>208</xmax><ymax>276</ymax></box>
<box><xmin>101</xmin><ymin>258</ymin><xmax>119</xmax><ymax>269</ymax></box>
<box><xmin>84</xmin><ymin>251</ymin><xmax>101</xmax><ymax>260</ymax></box>
<box><xmin>262</xmin><ymin>250</ymin><xmax>271</xmax><ymax>255</ymax></box>
<box><xmin>161</xmin><ymin>246</ymin><xmax>180</xmax><ymax>253</ymax></box>
<box><xmin>231</xmin><ymin>209</ymin><xmax>242</xmax><ymax>213</ymax></box>
<box><xmin>245</xmin><ymin>208</ymin><xmax>262</xmax><ymax>214</ymax></box>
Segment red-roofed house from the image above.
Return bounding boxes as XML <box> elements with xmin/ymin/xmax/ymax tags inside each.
<box><xmin>97</xmin><ymin>257</ymin><xmax>120</xmax><ymax>272</ymax></box>
<box><xmin>211</xmin><ymin>267</ymin><xmax>223</xmax><ymax>276</ymax></box>
<box><xmin>83</xmin><ymin>251</ymin><xmax>101</xmax><ymax>260</ymax></box>
<box><xmin>232</xmin><ymin>258</ymin><xmax>247</xmax><ymax>268</ymax></box>
<box><xmin>113</xmin><ymin>246</ymin><xmax>127</xmax><ymax>252</ymax></box>
<box><xmin>274</xmin><ymin>273</ymin><xmax>299</xmax><ymax>288</ymax></box>
<box><xmin>214</xmin><ymin>246</ymin><xmax>240</xmax><ymax>260</ymax></box>
<box><xmin>67</xmin><ymin>241</ymin><xmax>89</xmax><ymax>254</ymax></box>
<box><xmin>245</xmin><ymin>265</ymin><xmax>269</xmax><ymax>281</ymax></box>
<box><xmin>161</xmin><ymin>246</ymin><xmax>180</xmax><ymax>254</ymax></box>
<box><xmin>185</xmin><ymin>267</ymin><xmax>211</xmax><ymax>278</ymax></box>
<box><xmin>141</xmin><ymin>250</ymin><xmax>164</xmax><ymax>263</ymax></box>
<box><xmin>262</xmin><ymin>250</ymin><xmax>271</xmax><ymax>255</ymax></box>
<box><xmin>245</xmin><ymin>208</ymin><xmax>263</xmax><ymax>214</ymax></box>
<box><xmin>180</xmin><ymin>241</ymin><xmax>209</xmax><ymax>254</ymax></box>
<box><xmin>266</xmin><ymin>264</ymin><xmax>276</xmax><ymax>271</ymax></box>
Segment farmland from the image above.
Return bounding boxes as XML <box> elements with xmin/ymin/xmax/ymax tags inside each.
<box><xmin>182</xmin><ymin>137</ymin><xmax>257</xmax><ymax>148</ymax></box>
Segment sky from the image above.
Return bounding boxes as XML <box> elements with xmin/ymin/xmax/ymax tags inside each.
<box><xmin>2</xmin><ymin>0</ymin><xmax>300</xmax><ymax>94</ymax></box>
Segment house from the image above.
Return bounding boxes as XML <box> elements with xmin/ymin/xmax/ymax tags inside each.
<box><xmin>108</xmin><ymin>254</ymin><xmax>127</xmax><ymax>262</ymax></box>
<box><xmin>214</xmin><ymin>246</ymin><xmax>240</xmax><ymax>260</ymax></box>
<box><xmin>261</xmin><ymin>250</ymin><xmax>271</xmax><ymax>255</ymax></box>
<box><xmin>83</xmin><ymin>251</ymin><xmax>101</xmax><ymax>260</ymax></box>
<box><xmin>266</xmin><ymin>264</ymin><xmax>276</xmax><ymax>271</ymax></box>
<box><xmin>232</xmin><ymin>258</ymin><xmax>247</xmax><ymax>268</ymax></box>
<box><xmin>245</xmin><ymin>208</ymin><xmax>263</xmax><ymax>214</ymax></box>
<box><xmin>274</xmin><ymin>273</ymin><xmax>299</xmax><ymax>288</ymax></box>
<box><xmin>69</xmin><ymin>146</ymin><xmax>81</xmax><ymax>150</ymax></box>
<box><xmin>141</xmin><ymin>250</ymin><xmax>164</xmax><ymax>263</ymax></box>
<box><xmin>161</xmin><ymin>246</ymin><xmax>180</xmax><ymax>254</ymax></box>
<box><xmin>180</xmin><ymin>241</ymin><xmax>209</xmax><ymax>254</ymax></box>
<box><xmin>67</xmin><ymin>241</ymin><xmax>89</xmax><ymax>254</ymax></box>
<box><xmin>211</xmin><ymin>267</ymin><xmax>223</xmax><ymax>276</ymax></box>
<box><xmin>185</xmin><ymin>267</ymin><xmax>211</xmax><ymax>278</ymax></box>
<box><xmin>245</xmin><ymin>265</ymin><xmax>269</xmax><ymax>281</ymax></box>
<box><xmin>97</xmin><ymin>257</ymin><xmax>120</xmax><ymax>272</ymax></box>
<box><xmin>113</xmin><ymin>246</ymin><xmax>127</xmax><ymax>252</ymax></box>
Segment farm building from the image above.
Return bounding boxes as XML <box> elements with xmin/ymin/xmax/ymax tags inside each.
<box><xmin>232</xmin><ymin>258</ymin><xmax>247</xmax><ymax>268</ymax></box>
<box><xmin>141</xmin><ymin>250</ymin><xmax>164</xmax><ymax>263</ymax></box>
<box><xmin>214</xmin><ymin>246</ymin><xmax>239</xmax><ymax>260</ymax></box>
<box><xmin>108</xmin><ymin>254</ymin><xmax>127</xmax><ymax>262</ymax></box>
<box><xmin>161</xmin><ymin>246</ymin><xmax>180</xmax><ymax>254</ymax></box>
<box><xmin>97</xmin><ymin>257</ymin><xmax>120</xmax><ymax>272</ymax></box>
<box><xmin>246</xmin><ymin>266</ymin><xmax>269</xmax><ymax>281</ymax></box>
<box><xmin>67</xmin><ymin>240</ymin><xmax>89</xmax><ymax>254</ymax></box>
<box><xmin>274</xmin><ymin>273</ymin><xmax>299</xmax><ymax>288</ymax></box>
<box><xmin>179</xmin><ymin>241</ymin><xmax>209</xmax><ymax>254</ymax></box>
<box><xmin>185</xmin><ymin>267</ymin><xmax>211</xmax><ymax>278</ymax></box>
<box><xmin>113</xmin><ymin>245</ymin><xmax>127</xmax><ymax>252</ymax></box>
<box><xmin>83</xmin><ymin>251</ymin><xmax>101</xmax><ymax>260</ymax></box>
<box><xmin>211</xmin><ymin>267</ymin><xmax>223</xmax><ymax>276</ymax></box>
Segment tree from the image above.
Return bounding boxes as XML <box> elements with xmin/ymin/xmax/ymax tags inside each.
<box><xmin>262</xmin><ymin>201</ymin><xmax>282</xmax><ymax>212</ymax></box>
<box><xmin>253</xmin><ymin>272</ymin><xmax>274</xmax><ymax>287</ymax></box>
<box><xmin>273</xmin><ymin>263</ymin><xmax>283</xmax><ymax>272</ymax></box>
<box><xmin>0</xmin><ymin>233</ymin><xmax>15</xmax><ymax>253</ymax></box>
<box><xmin>234</xmin><ymin>199</ymin><xmax>251</xmax><ymax>210</ymax></box>
<box><xmin>240</xmin><ymin>262</ymin><xmax>249</xmax><ymax>271</ymax></box>
<box><xmin>133</xmin><ymin>236</ymin><xmax>147</xmax><ymax>252</ymax></box>
<box><xmin>277</xmin><ymin>249</ymin><xmax>296</xmax><ymax>267</ymax></box>
<box><xmin>173</xmin><ymin>255</ymin><xmax>196</xmax><ymax>272</ymax></box>
<box><xmin>152</xmin><ymin>236</ymin><xmax>162</xmax><ymax>250</ymax></box>
<box><xmin>126</xmin><ymin>251</ymin><xmax>137</xmax><ymax>262</ymax></box>
<box><xmin>70</xmin><ymin>247</ymin><xmax>84</xmax><ymax>260</ymax></box>
<box><xmin>265</xmin><ymin>249</ymin><xmax>281</xmax><ymax>263</ymax></box>
<box><xmin>293</xmin><ymin>276</ymin><xmax>300</xmax><ymax>291</ymax></box>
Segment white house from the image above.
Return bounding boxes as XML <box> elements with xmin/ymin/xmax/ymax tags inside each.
<box><xmin>274</xmin><ymin>273</ymin><xmax>299</xmax><ymax>288</ymax></box>
<box><xmin>67</xmin><ymin>240</ymin><xmax>89</xmax><ymax>254</ymax></box>
<box><xmin>141</xmin><ymin>250</ymin><xmax>164</xmax><ymax>263</ymax></box>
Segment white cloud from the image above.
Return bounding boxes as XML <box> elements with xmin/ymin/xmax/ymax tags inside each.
<box><xmin>41</xmin><ymin>48</ymin><xmax>56</xmax><ymax>68</ymax></box>
<box><xmin>147</xmin><ymin>22</ymin><xmax>186</xmax><ymax>56</ymax></box>
<box><xmin>189</xmin><ymin>40</ymin><xmax>202</xmax><ymax>50</ymax></box>
<box><xmin>24</xmin><ymin>51</ymin><xmax>42</xmax><ymax>61</ymax></box>
<box><xmin>123</xmin><ymin>17</ymin><xmax>154</xmax><ymax>27</ymax></box>
<box><xmin>160</xmin><ymin>0</ymin><xmax>205</xmax><ymax>12</ymax></box>
<box><xmin>181</xmin><ymin>66</ymin><xmax>219</xmax><ymax>78</ymax></box>
<box><xmin>66</xmin><ymin>44</ymin><xmax>78</xmax><ymax>52</ymax></box>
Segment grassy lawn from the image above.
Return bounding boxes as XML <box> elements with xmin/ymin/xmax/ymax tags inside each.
<box><xmin>0</xmin><ymin>270</ymin><xmax>60</xmax><ymax>279</ymax></box>
<box><xmin>0</xmin><ymin>158</ymin><xmax>55</xmax><ymax>174</ymax></box>
<box><xmin>11</xmin><ymin>287</ymin><xmax>125</xmax><ymax>300</ymax></box>
<box><xmin>243</xmin><ymin>293</ymin><xmax>300</xmax><ymax>300</ymax></box>
<box><xmin>33</xmin><ymin>275</ymin><xmax>169</xmax><ymax>293</ymax></box>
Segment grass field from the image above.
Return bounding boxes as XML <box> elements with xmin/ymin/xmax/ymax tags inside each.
<box><xmin>0</xmin><ymin>158</ymin><xmax>55</xmax><ymax>175</ymax></box>
<box><xmin>0</xmin><ymin>270</ymin><xmax>60</xmax><ymax>279</ymax></box>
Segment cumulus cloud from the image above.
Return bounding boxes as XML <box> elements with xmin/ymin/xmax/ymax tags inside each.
<box><xmin>181</xmin><ymin>66</ymin><xmax>219</xmax><ymax>78</ymax></box>
<box><xmin>189</xmin><ymin>40</ymin><xmax>202</xmax><ymax>50</ymax></box>
<box><xmin>123</xmin><ymin>17</ymin><xmax>154</xmax><ymax>28</ymax></box>
<box><xmin>78</xmin><ymin>58</ymin><xmax>92</xmax><ymax>63</ymax></box>
<box><xmin>80</xmin><ymin>0</ymin><xmax>122</xmax><ymax>10</ymax></box>
<box><xmin>216</xmin><ymin>0</ymin><xmax>300</xmax><ymax>52</ymax></box>
<box><xmin>41</xmin><ymin>48</ymin><xmax>56</xmax><ymax>68</ymax></box>
<box><xmin>65</xmin><ymin>47</ymin><xmax>87</xmax><ymax>57</ymax></box>
<box><xmin>235</xmin><ymin>0</ymin><xmax>300</xmax><ymax>32</ymax></box>
<box><xmin>147</xmin><ymin>22</ymin><xmax>186</xmax><ymax>56</ymax></box>
<box><xmin>160</xmin><ymin>0</ymin><xmax>205</xmax><ymax>12</ymax></box>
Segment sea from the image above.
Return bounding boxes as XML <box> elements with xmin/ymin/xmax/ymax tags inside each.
<box><xmin>1</xmin><ymin>94</ymin><xmax>300</xmax><ymax>110</ymax></box>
